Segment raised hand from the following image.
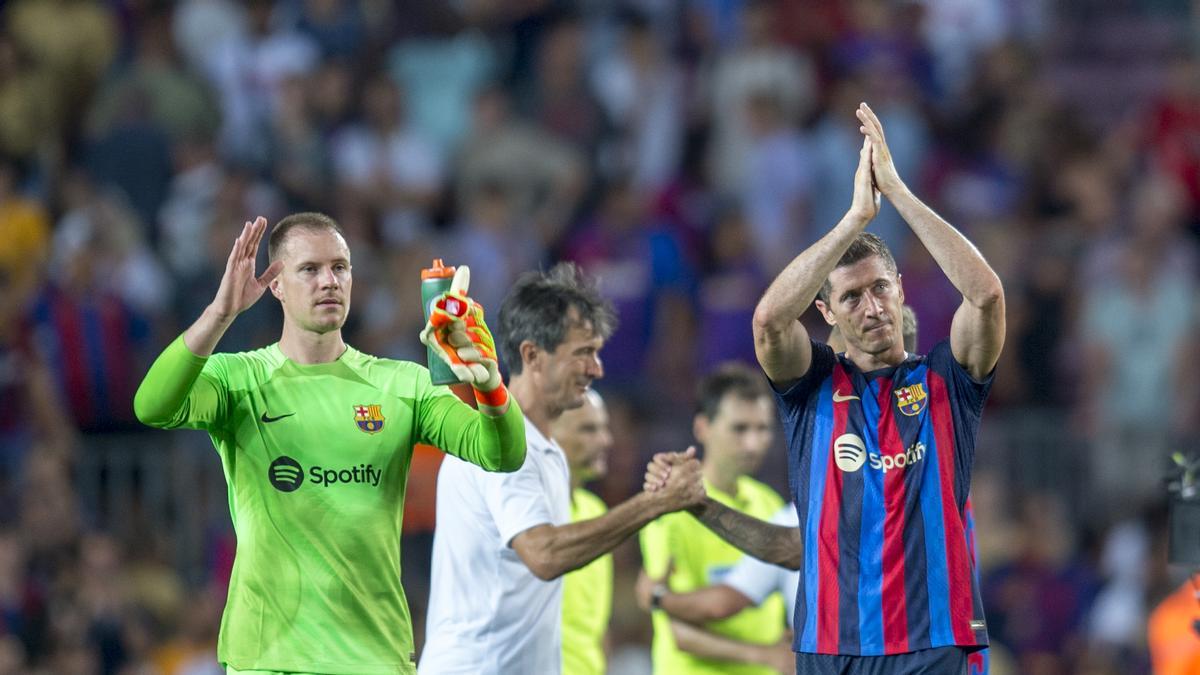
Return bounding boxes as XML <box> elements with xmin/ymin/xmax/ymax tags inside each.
<box><xmin>856</xmin><ymin>102</ymin><xmax>904</xmax><ymax>197</ymax></box>
<box><xmin>419</xmin><ymin>266</ymin><xmax>508</xmax><ymax>408</ymax></box>
<box><xmin>211</xmin><ymin>217</ymin><xmax>283</xmax><ymax>322</ymax></box>
<box><xmin>847</xmin><ymin>135</ymin><xmax>881</xmax><ymax>224</ymax></box>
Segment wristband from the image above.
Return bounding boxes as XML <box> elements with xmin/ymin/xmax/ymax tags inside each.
<box><xmin>650</xmin><ymin>583</ymin><xmax>669</xmax><ymax>610</ymax></box>
<box><xmin>473</xmin><ymin>383</ymin><xmax>509</xmax><ymax>410</ymax></box>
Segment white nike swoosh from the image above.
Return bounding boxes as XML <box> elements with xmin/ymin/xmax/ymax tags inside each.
<box><xmin>832</xmin><ymin>391</ymin><xmax>860</xmax><ymax>402</ymax></box>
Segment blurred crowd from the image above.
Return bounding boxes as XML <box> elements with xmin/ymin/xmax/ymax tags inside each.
<box><xmin>2</xmin><ymin>0</ymin><xmax>1200</xmax><ymax>673</ymax></box>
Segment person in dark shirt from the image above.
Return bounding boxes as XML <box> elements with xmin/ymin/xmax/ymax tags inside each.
<box><xmin>648</xmin><ymin>103</ymin><xmax>1005</xmax><ymax>674</ymax></box>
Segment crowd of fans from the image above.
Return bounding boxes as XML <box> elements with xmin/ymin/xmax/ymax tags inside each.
<box><xmin>1</xmin><ymin>0</ymin><xmax>1198</xmax><ymax>673</ymax></box>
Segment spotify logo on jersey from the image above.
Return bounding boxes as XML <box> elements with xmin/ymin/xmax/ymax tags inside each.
<box><xmin>267</xmin><ymin>456</ymin><xmax>382</xmax><ymax>492</ymax></box>
<box><xmin>834</xmin><ymin>433</ymin><xmax>867</xmax><ymax>472</ymax></box>
<box><xmin>269</xmin><ymin>456</ymin><xmax>304</xmax><ymax>492</ymax></box>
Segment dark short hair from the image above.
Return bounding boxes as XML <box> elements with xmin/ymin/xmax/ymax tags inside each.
<box><xmin>498</xmin><ymin>263</ymin><xmax>617</xmax><ymax>375</ymax></box>
<box><xmin>817</xmin><ymin>232</ymin><xmax>898</xmax><ymax>304</ymax></box>
<box><xmin>696</xmin><ymin>363</ymin><xmax>772</xmax><ymax>420</ymax></box>
<box><xmin>268</xmin><ymin>212</ymin><xmax>347</xmax><ymax>262</ymax></box>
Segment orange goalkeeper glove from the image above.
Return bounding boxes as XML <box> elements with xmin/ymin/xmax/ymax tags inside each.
<box><xmin>418</xmin><ymin>266</ymin><xmax>509</xmax><ymax>413</ymax></box>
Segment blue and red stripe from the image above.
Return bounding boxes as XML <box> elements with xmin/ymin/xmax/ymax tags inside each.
<box><xmin>873</xmin><ymin>376</ymin><xmax>911</xmax><ymax>654</ymax></box>
<box><xmin>928</xmin><ymin>370</ymin><xmax>975</xmax><ymax>645</ymax></box>
<box><xmin>855</xmin><ymin>374</ymin><xmax>886</xmax><ymax>655</ymax></box>
<box><xmin>816</xmin><ymin>366</ymin><xmax>851</xmax><ymax>653</ymax></box>
<box><xmin>834</xmin><ymin>367</ymin><xmax>864</xmax><ymax>653</ymax></box>
<box><xmin>886</xmin><ymin>371</ymin><xmax>935</xmax><ymax>652</ymax></box>
<box><xmin>799</xmin><ymin>375</ymin><xmax>834</xmax><ymax>652</ymax></box>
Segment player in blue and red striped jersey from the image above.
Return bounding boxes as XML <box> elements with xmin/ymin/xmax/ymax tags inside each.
<box><xmin>643</xmin><ymin>307</ymin><xmax>991</xmax><ymax>674</ymax></box>
<box><xmin>647</xmin><ymin>103</ymin><xmax>1004</xmax><ymax>674</ymax></box>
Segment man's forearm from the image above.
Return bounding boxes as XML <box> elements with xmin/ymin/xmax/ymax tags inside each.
<box><xmin>690</xmin><ymin>498</ymin><xmax>801</xmax><ymax>569</ymax></box>
<box><xmin>661</xmin><ymin>584</ymin><xmax>752</xmax><ymax>624</ymax></box>
<box><xmin>753</xmin><ymin>213</ymin><xmax>869</xmax><ymax>332</ymax></box>
<box><xmin>183</xmin><ymin>305</ymin><xmax>235</xmax><ymax>357</ymax></box>
<box><xmin>753</xmin><ymin>213</ymin><xmax>870</xmax><ymax>382</ymax></box>
<box><xmin>522</xmin><ymin>491</ymin><xmax>667</xmax><ymax>580</ymax></box>
<box><xmin>670</xmin><ymin>620</ymin><xmax>782</xmax><ymax>668</ymax></box>
<box><xmin>888</xmin><ymin>186</ymin><xmax>1002</xmax><ymax>307</ymax></box>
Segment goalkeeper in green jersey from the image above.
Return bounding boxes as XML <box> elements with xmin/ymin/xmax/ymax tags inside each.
<box><xmin>133</xmin><ymin>213</ymin><xmax>525</xmax><ymax>675</ymax></box>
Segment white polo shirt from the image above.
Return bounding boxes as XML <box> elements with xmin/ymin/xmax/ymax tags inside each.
<box><xmin>723</xmin><ymin>505</ymin><xmax>801</xmax><ymax>627</ymax></box>
<box><xmin>419</xmin><ymin>417</ymin><xmax>572</xmax><ymax>675</ymax></box>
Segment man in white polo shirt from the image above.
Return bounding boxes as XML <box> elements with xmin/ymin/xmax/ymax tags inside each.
<box><xmin>420</xmin><ymin>263</ymin><xmax>705</xmax><ymax>675</ymax></box>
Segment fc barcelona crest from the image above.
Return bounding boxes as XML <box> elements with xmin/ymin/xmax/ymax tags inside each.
<box><xmin>893</xmin><ymin>384</ymin><xmax>928</xmax><ymax>416</ymax></box>
<box><xmin>354</xmin><ymin>404</ymin><xmax>386</xmax><ymax>434</ymax></box>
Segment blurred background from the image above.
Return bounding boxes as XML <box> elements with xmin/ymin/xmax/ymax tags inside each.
<box><xmin>1</xmin><ymin>0</ymin><xmax>1200</xmax><ymax>673</ymax></box>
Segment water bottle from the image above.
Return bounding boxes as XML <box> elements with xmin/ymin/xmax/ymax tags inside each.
<box><xmin>421</xmin><ymin>259</ymin><xmax>462</xmax><ymax>386</ymax></box>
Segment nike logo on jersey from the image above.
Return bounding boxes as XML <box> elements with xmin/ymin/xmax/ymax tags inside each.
<box><xmin>832</xmin><ymin>390</ymin><xmax>860</xmax><ymax>402</ymax></box>
<box><xmin>261</xmin><ymin>412</ymin><xmax>296</xmax><ymax>423</ymax></box>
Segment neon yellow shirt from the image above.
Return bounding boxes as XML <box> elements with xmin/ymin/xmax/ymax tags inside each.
<box><xmin>134</xmin><ymin>335</ymin><xmax>525</xmax><ymax>674</ymax></box>
<box><xmin>561</xmin><ymin>487</ymin><xmax>612</xmax><ymax>675</ymax></box>
<box><xmin>640</xmin><ymin>475</ymin><xmax>787</xmax><ymax>675</ymax></box>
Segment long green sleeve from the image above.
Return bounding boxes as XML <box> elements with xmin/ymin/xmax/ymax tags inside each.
<box><xmin>133</xmin><ymin>334</ymin><xmax>228</xmax><ymax>430</ymax></box>
<box><xmin>416</xmin><ymin>390</ymin><xmax>526</xmax><ymax>472</ymax></box>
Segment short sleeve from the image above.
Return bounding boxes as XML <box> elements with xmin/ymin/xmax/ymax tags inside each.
<box><xmin>927</xmin><ymin>338</ymin><xmax>992</xmax><ymax>418</ymax></box>
<box><xmin>480</xmin><ymin>455</ymin><xmax>556</xmax><ymax>547</ymax></box>
<box><xmin>772</xmin><ymin>339</ymin><xmax>837</xmax><ymax>413</ymax></box>
<box><xmin>926</xmin><ymin>339</ymin><xmax>994</xmax><ymax>502</ymax></box>
<box><xmin>721</xmin><ymin>554</ymin><xmax>781</xmax><ymax>606</ymax></box>
<box><xmin>725</xmin><ymin>503</ymin><xmax>799</xmax><ymax>604</ymax></box>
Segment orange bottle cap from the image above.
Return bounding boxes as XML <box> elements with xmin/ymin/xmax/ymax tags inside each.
<box><xmin>421</xmin><ymin>258</ymin><xmax>456</xmax><ymax>280</ymax></box>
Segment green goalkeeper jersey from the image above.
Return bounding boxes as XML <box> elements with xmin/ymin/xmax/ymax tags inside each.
<box><xmin>134</xmin><ymin>335</ymin><xmax>526</xmax><ymax>675</ymax></box>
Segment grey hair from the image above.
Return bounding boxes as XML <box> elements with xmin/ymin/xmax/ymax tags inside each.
<box><xmin>498</xmin><ymin>263</ymin><xmax>617</xmax><ymax>375</ymax></box>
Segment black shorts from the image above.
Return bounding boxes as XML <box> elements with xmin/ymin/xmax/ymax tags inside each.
<box><xmin>795</xmin><ymin>646</ymin><xmax>968</xmax><ymax>675</ymax></box>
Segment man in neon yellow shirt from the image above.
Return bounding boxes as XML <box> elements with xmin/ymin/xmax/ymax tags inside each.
<box><xmin>553</xmin><ymin>389</ymin><xmax>614</xmax><ymax>675</ymax></box>
<box><xmin>639</xmin><ymin>363</ymin><xmax>787</xmax><ymax>675</ymax></box>
<box><xmin>133</xmin><ymin>213</ymin><xmax>525</xmax><ymax>675</ymax></box>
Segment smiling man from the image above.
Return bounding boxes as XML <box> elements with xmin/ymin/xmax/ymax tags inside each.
<box><xmin>421</xmin><ymin>263</ymin><xmax>706</xmax><ymax>675</ymax></box>
<box><xmin>134</xmin><ymin>213</ymin><xmax>526</xmax><ymax>675</ymax></box>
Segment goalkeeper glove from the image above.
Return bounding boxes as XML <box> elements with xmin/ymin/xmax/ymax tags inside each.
<box><xmin>419</xmin><ymin>266</ymin><xmax>509</xmax><ymax>414</ymax></box>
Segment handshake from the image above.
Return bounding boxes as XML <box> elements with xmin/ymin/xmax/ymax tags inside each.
<box><xmin>419</xmin><ymin>266</ymin><xmax>509</xmax><ymax>413</ymax></box>
<box><xmin>643</xmin><ymin>446</ymin><xmax>708</xmax><ymax>514</ymax></box>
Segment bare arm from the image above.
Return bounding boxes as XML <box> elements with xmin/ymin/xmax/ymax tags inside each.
<box><xmin>636</xmin><ymin>570</ymin><xmax>754</xmax><ymax>623</ymax></box>
<box><xmin>857</xmin><ymin>104</ymin><xmax>1005</xmax><ymax>378</ymax></box>
<box><xmin>753</xmin><ymin>137</ymin><xmax>879</xmax><ymax>387</ymax></box>
<box><xmin>512</xmin><ymin>451</ymin><xmax>704</xmax><ymax>580</ymax></box>
<box><xmin>643</xmin><ymin>453</ymin><xmax>802</xmax><ymax>569</ymax></box>
<box><xmin>691</xmin><ymin>498</ymin><xmax>802</xmax><ymax>570</ymax></box>
<box><xmin>664</xmin><ymin>585</ymin><xmax>753</xmax><ymax>623</ymax></box>
<box><xmin>670</xmin><ymin>621</ymin><xmax>796</xmax><ymax>674</ymax></box>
